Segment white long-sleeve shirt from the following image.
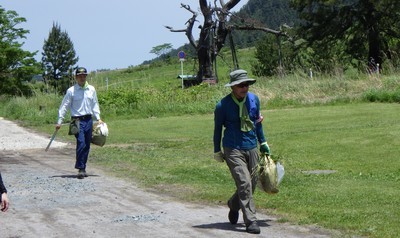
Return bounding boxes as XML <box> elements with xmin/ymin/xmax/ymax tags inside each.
<box><xmin>57</xmin><ymin>83</ymin><xmax>101</xmax><ymax>124</ymax></box>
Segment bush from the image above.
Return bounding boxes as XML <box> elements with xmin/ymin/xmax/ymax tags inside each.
<box><xmin>98</xmin><ymin>88</ymin><xmax>140</xmax><ymax>116</ymax></box>
<box><xmin>363</xmin><ymin>89</ymin><xmax>400</xmax><ymax>103</ymax></box>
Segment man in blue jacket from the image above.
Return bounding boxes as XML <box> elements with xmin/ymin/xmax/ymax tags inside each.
<box><xmin>213</xmin><ymin>69</ymin><xmax>270</xmax><ymax>234</ymax></box>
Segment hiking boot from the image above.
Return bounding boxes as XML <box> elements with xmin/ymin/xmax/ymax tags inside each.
<box><xmin>77</xmin><ymin>169</ymin><xmax>86</xmax><ymax>179</ymax></box>
<box><xmin>228</xmin><ymin>210</ymin><xmax>239</xmax><ymax>224</ymax></box>
<box><xmin>227</xmin><ymin>201</ymin><xmax>239</xmax><ymax>224</ymax></box>
<box><xmin>246</xmin><ymin>221</ymin><xmax>260</xmax><ymax>234</ymax></box>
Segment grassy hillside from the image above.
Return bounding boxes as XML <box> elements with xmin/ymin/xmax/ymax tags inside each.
<box><xmin>79</xmin><ymin>47</ymin><xmax>399</xmax><ymax>121</ymax></box>
<box><xmin>3</xmin><ymin>47</ymin><xmax>397</xmax><ymax>125</ymax></box>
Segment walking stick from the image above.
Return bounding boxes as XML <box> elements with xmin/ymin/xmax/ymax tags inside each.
<box><xmin>45</xmin><ymin>128</ymin><xmax>59</xmax><ymax>152</ymax></box>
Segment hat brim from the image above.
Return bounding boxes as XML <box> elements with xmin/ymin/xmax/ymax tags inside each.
<box><xmin>76</xmin><ymin>73</ymin><xmax>88</xmax><ymax>76</ymax></box>
<box><xmin>225</xmin><ymin>78</ymin><xmax>256</xmax><ymax>87</ymax></box>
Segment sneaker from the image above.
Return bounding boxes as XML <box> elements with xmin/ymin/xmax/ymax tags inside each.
<box><xmin>246</xmin><ymin>221</ymin><xmax>260</xmax><ymax>234</ymax></box>
<box><xmin>77</xmin><ymin>169</ymin><xmax>86</xmax><ymax>179</ymax></box>
<box><xmin>227</xmin><ymin>201</ymin><xmax>239</xmax><ymax>224</ymax></box>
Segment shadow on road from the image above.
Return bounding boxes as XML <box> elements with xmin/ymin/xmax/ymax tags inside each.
<box><xmin>193</xmin><ymin>219</ymin><xmax>272</xmax><ymax>233</ymax></box>
<box><xmin>51</xmin><ymin>174</ymin><xmax>101</xmax><ymax>179</ymax></box>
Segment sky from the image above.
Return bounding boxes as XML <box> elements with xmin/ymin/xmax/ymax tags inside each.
<box><xmin>1</xmin><ymin>0</ymin><xmax>248</xmax><ymax>71</ymax></box>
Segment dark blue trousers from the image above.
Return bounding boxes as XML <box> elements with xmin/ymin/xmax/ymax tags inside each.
<box><xmin>74</xmin><ymin>117</ymin><xmax>93</xmax><ymax>170</ymax></box>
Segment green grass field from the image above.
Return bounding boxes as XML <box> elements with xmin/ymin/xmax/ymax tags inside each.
<box><xmin>1</xmin><ymin>47</ymin><xmax>399</xmax><ymax>237</ymax></box>
<box><xmin>78</xmin><ymin>102</ymin><xmax>399</xmax><ymax>238</ymax></box>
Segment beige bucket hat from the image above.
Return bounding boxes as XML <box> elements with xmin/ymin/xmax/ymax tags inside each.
<box><xmin>225</xmin><ymin>69</ymin><xmax>256</xmax><ymax>87</ymax></box>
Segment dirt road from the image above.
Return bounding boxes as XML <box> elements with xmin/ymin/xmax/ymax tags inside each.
<box><xmin>0</xmin><ymin>118</ymin><xmax>338</xmax><ymax>237</ymax></box>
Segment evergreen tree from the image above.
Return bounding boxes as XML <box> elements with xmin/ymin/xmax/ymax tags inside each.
<box><xmin>0</xmin><ymin>6</ymin><xmax>41</xmax><ymax>96</ymax></box>
<box><xmin>42</xmin><ymin>22</ymin><xmax>78</xmax><ymax>94</ymax></box>
<box><xmin>290</xmin><ymin>0</ymin><xmax>400</xmax><ymax>71</ymax></box>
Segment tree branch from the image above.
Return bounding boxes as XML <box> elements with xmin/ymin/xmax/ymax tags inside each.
<box><xmin>164</xmin><ymin>3</ymin><xmax>199</xmax><ymax>48</ymax></box>
<box><xmin>232</xmin><ymin>25</ymin><xmax>281</xmax><ymax>35</ymax></box>
<box><xmin>232</xmin><ymin>24</ymin><xmax>293</xmax><ymax>42</ymax></box>
<box><xmin>222</xmin><ymin>0</ymin><xmax>241</xmax><ymax>12</ymax></box>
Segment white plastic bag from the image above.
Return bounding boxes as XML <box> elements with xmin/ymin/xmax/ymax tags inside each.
<box><xmin>97</xmin><ymin>123</ymin><xmax>109</xmax><ymax>136</ymax></box>
<box><xmin>276</xmin><ymin>161</ymin><xmax>285</xmax><ymax>185</ymax></box>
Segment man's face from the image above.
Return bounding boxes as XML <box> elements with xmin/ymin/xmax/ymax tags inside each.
<box><xmin>231</xmin><ymin>82</ymin><xmax>250</xmax><ymax>100</ymax></box>
<box><xmin>76</xmin><ymin>74</ymin><xmax>87</xmax><ymax>86</ymax></box>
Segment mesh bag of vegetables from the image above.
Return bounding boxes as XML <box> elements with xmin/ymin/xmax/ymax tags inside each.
<box><xmin>257</xmin><ymin>154</ymin><xmax>284</xmax><ymax>194</ymax></box>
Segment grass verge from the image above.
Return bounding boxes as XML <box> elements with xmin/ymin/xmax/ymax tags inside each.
<box><xmin>80</xmin><ymin>103</ymin><xmax>399</xmax><ymax>238</ymax></box>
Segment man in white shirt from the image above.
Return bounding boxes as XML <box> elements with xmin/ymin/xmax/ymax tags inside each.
<box><xmin>56</xmin><ymin>67</ymin><xmax>103</xmax><ymax>179</ymax></box>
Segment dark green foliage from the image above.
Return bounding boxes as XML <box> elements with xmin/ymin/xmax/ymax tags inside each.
<box><xmin>42</xmin><ymin>22</ymin><xmax>78</xmax><ymax>94</ymax></box>
<box><xmin>0</xmin><ymin>6</ymin><xmax>41</xmax><ymax>96</ymax></box>
<box><xmin>97</xmin><ymin>88</ymin><xmax>140</xmax><ymax>115</ymax></box>
<box><xmin>249</xmin><ymin>0</ymin><xmax>400</xmax><ymax>76</ymax></box>
<box><xmin>290</xmin><ymin>0</ymin><xmax>400</xmax><ymax>71</ymax></box>
<box><xmin>363</xmin><ymin>89</ymin><xmax>400</xmax><ymax>103</ymax></box>
<box><xmin>252</xmin><ymin>34</ymin><xmax>298</xmax><ymax>76</ymax></box>
<box><xmin>231</xmin><ymin>0</ymin><xmax>299</xmax><ymax>48</ymax></box>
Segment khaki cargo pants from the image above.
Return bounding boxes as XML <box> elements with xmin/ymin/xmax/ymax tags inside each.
<box><xmin>224</xmin><ymin>147</ymin><xmax>259</xmax><ymax>226</ymax></box>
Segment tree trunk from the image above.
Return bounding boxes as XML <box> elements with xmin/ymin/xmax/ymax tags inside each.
<box><xmin>365</xmin><ymin>1</ymin><xmax>381</xmax><ymax>72</ymax></box>
<box><xmin>166</xmin><ymin>0</ymin><xmax>284</xmax><ymax>85</ymax></box>
<box><xmin>197</xmin><ymin>0</ymin><xmax>215</xmax><ymax>81</ymax></box>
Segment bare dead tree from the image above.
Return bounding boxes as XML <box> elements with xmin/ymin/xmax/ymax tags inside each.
<box><xmin>165</xmin><ymin>0</ymin><xmax>289</xmax><ymax>84</ymax></box>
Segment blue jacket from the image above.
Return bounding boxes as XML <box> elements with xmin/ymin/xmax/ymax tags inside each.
<box><xmin>213</xmin><ymin>92</ymin><xmax>266</xmax><ymax>153</ymax></box>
